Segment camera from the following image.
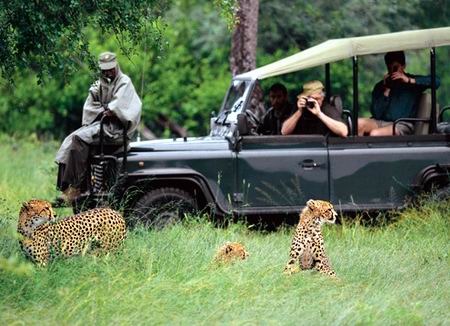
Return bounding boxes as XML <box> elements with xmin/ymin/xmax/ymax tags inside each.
<box><xmin>385</xmin><ymin>64</ymin><xmax>400</xmax><ymax>88</ymax></box>
<box><xmin>305</xmin><ymin>98</ymin><xmax>315</xmax><ymax>109</ymax></box>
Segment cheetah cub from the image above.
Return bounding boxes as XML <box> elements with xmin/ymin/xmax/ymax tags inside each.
<box><xmin>18</xmin><ymin>200</ymin><xmax>126</xmax><ymax>266</ymax></box>
<box><xmin>284</xmin><ymin>199</ymin><xmax>337</xmax><ymax>277</ymax></box>
<box><xmin>213</xmin><ymin>242</ymin><xmax>249</xmax><ymax>264</ymax></box>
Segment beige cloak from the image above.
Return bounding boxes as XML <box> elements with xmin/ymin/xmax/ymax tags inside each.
<box><xmin>55</xmin><ymin>67</ymin><xmax>141</xmax><ymax>164</ymax></box>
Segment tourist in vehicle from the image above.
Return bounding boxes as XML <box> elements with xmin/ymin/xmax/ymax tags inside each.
<box><xmin>281</xmin><ymin>80</ymin><xmax>348</xmax><ymax>137</ymax></box>
<box><xmin>55</xmin><ymin>52</ymin><xmax>142</xmax><ymax>202</ymax></box>
<box><xmin>258</xmin><ymin>83</ymin><xmax>295</xmax><ymax>135</ymax></box>
<box><xmin>358</xmin><ymin>51</ymin><xmax>440</xmax><ymax>136</ymax></box>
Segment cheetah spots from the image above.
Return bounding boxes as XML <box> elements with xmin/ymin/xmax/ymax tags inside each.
<box><xmin>18</xmin><ymin>200</ymin><xmax>126</xmax><ymax>266</ymax></box>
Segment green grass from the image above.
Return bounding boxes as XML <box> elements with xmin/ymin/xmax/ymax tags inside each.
<box><xmin>0</xmin><ymin>136</ymin><xmax>449</xmax><ymax>325</ymax></box>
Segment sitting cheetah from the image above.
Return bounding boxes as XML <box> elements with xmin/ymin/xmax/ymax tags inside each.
<box><xmin>18</xmin><ymin>200</ymin><xmax>126</xmax><ymax>266</ymax></box>
<box><xmin>284</xmin><ymin>199</ymin><xmax>337</xmax><ymax>277</ymax></box>
<box><xmin>213</xmin><ymin>242</ymin><xmax>249</xmax><ymax>264</ymax></box>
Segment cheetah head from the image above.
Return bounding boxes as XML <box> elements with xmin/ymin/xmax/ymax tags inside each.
<box><xmin>18</xmin><ymin>199</ymin><xmax>55</xmax><ymax>238</ymax></box>
<box><xmin>306</xmin><ymin>199</ymin><xmax>337</xmax><ymax>224</ymax></box>
<box><xmin>214</xmin><ymin>242</ymin><xmax>249</xmax><ymax>264</ymax></box>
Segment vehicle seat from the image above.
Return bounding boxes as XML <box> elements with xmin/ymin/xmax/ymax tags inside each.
<box><xmin>329</xmin><ymin>95</ymin><xmax>353</xmax><ymax>135</ymax></box>
<box><xmin>414</xmin><ymin>93</ymin><xmax>440</xmax><ymax>135</ymax></box>
<box><xmin>437</xmin><ymin>105</ymin><xmax>450</xmax><ymax>134</ymax></box>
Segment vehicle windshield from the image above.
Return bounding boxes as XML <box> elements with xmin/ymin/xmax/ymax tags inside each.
<box><xmin>209</xmin><ymin>79</ymin><xmax>253</xmax><ymax>137</ymax></box>
<box><xmin>222</xmin><ymin>80</ymin><xmax>252</xmax><ymax>112</ymax></box>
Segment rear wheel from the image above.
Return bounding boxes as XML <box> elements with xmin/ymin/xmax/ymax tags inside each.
<box><xmin>132</xmin><ymin>187</ymin><xmax>197</xmax><ymax>229</ymax></box>
<box><xmin>434</xmin><ymin>185</ymin><xmax>450</xmax><ymax>200</ymax></box>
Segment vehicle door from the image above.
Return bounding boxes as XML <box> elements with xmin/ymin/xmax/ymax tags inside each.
<box><xmin>328</xmin><ymin>135</ymin><xmax>450</xmax><ymax>211</ymax></box>
<box><xmin>234</xmin><ymin>135</ymin><xmax>329</xmax><ymax>214</ymax></box>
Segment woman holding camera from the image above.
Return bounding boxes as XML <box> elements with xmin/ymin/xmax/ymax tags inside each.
<box><xmin>281</xmin><ymin>80</ymin><xmax>348</xmax><ymax>137</ymax></box>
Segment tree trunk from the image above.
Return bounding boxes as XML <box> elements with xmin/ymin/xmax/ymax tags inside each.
<box><xmin>230</xmin><ymin>0</ymin><xmax>264</xmax><ymax>120</ymax></box>
<box><xmin>230</xmin><ymin>0</ymin><xmax>259</xmax><ymax>76</ymax></box>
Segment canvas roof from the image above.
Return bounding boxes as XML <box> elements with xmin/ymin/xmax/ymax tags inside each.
<box><xmin>236</xmin><ymin>27</ymin><xmax>450</xmax><ymax>80</ymax></box>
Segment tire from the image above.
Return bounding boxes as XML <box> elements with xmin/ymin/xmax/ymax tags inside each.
<box><xmin>434</xmin><ymin>185</ymin><xmax>450</xmax><ymax>201</ymax></box>
<box><xmin>132</xmin><ymin>187</ymin><xmax>197</xmax><ymax>229</ymax></box>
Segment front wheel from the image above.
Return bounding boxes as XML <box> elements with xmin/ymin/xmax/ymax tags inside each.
<box><xmin>132</xmin><ymin>187</ymin><xmax>197</xmax><ymax>229</ymax></box>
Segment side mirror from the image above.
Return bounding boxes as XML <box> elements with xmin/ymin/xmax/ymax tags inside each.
<box><xmin>237</xmin><ymin>113</ymin><xmax>249</xmax><ymax>136</ymax></box>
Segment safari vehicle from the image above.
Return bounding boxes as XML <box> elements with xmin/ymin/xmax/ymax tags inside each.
<box><xmin>74</xmin><ymin>27</ymin><xmax>450</xmax><ymax>227</ymax></box>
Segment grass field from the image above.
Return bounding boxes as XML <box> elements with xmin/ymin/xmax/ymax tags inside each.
<box><xmin>0</xmin><ymin>136</ymin><xmax>449</xmax><ymax>325</ymax></box>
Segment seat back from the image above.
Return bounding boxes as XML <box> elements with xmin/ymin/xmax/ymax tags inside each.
<box><xmin>329</xmin><ymin>95</ymin><xmax>353</xmax><ymax>135</ymax></box>
<box><xmin>414</xmin><ymin>93</ymin><xmax>440</xmax><ymax>135</ymax></box>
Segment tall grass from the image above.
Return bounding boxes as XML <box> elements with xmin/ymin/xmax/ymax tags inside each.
<box><xmin>0</xmin><ymin>136</ymin><xmax>449</xmax><ymax>325</ymax></box>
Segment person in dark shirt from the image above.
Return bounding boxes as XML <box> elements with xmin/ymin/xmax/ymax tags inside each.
<box><xmin>281</xmin><ymin>80</ymin><xmax>348</xmax><ymax>137</ymax></box>
<box><xmin>258</xmin><ymin>83</ymin><xmax>295</xmax><ymax>135</ymax></box>
<box><xmin>358</xmin><ymin>51</ymin><xmax>440</xmax><ymax>136</ymax></box>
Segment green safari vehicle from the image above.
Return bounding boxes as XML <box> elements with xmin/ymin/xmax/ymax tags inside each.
<box><xmin>74</xmin><ymin>27</ymin><xmax>450</xmax><ymax>227</ymax></box>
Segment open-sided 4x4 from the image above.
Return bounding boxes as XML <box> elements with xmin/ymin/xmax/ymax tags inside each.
<box><xmin>72</xmin><ymin>27</ymin><xmax>450</xmax><ymax>228</ymax></box>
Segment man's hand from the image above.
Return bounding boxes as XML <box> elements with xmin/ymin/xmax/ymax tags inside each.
<box><xmin>103</xmin><ymin>109</ymin><xmax>115</xmax><ymax>117</ymax></box>
<box><xmin>306</xmin><ymin>98</ymin><xmax>321</xmax><ymax>116</ymax></box>
<box><xmin>296</xmin><ymin>97</ymin><xmax>305</xmax><ymax>112</ymax></box>
<box><xmin>390</xmin><ymin>70</ymin><xmax>409</xmax><ymax>83</ymax></box>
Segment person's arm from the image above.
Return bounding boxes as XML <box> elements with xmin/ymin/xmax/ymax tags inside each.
<box><xmin>281</xmin><ymin>97</ymin><xmax>305</xmax><ymax>135</ymax></box>
<box><xmin>317</xmin><ymin>111</ymin><xmax>348</xmax><ymax>137</ymax></box>
<box><xmin>391</xmin><ymin>71</ymin><xmax>441</xmax><ymax>90</ymax></box>
<box><xmin>82</xmin><ymin>81</ymin><xmax>104</xmax><ymax>126</ymax></box>
<box><xmin>305</xmin><ymin>99</ymin><xmax>348</xmax><ymax>138</ymax></box>
<box><xmin>370</xmin><ymin>81</ymin><xmax>390</xmax><ymax>120</ymax></box>
<box><xmin>281</xmin><ymin>110</ymin><xmax>302</xmax><ymax>135</ymax></box>
<box><xmin>408</xmin><ymin>75</ymin><xmax>441</xmax><ymax>89</ymax></box>
<box><xmin>107</xmin><ymin>75</ymin><xmax>142</xmax><ymax>127</ymax></box>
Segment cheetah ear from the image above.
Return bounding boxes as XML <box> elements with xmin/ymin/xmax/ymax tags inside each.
<box><xmin>306</xmin><ymin>199</ymin><xmax>317</xmax><ymax>210</ymax></box>
<box><xmin>225</xmin><ymin>245</ymin><xmax>233</xmax><ymax>254</ymax></box>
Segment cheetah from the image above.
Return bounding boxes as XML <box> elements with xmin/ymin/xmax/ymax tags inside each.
<box><xmin>284</xmin><ymin>199</ymin><xmax>337</xmax><ymax>277</ymax></box>
<box><xmin>213</xmin><ymin>242</ymin><xmax>249</xmax><ymax>264</ymax></box>
<box><xmin>18</xmin><ymin>200</ymin><xmax>126</xmax><ymax>266</ymax></box>
<box><xmin>18</xmin><ymin>199</ymin><xmax>55</xmax><ymax>238</ymax></box>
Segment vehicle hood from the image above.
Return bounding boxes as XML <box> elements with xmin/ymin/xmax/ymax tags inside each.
<box><xmin>129</xmin><ymin>136</ymin><xmax>230</xmax><ymax>152</ymax></box>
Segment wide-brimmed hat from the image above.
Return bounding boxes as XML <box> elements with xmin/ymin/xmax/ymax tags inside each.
<box><xmin>298</xmin><ymin>80</ymin><xmax>324</xmax><ymax>98</ymax></box>
<box><xmin>98</xmin><ymin>52</ymin><xmax>117</xmax><ymax>70</ymax></box>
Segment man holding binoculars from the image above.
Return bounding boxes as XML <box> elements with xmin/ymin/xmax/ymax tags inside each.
<box><xmin>281</xmin><ymin>80</ymin><xmax>348</xmax><ymax>137</ymax></box>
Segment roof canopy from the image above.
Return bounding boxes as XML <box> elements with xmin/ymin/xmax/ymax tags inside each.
<box><xmin>236</xmin><ymin>27</ymin><xmax>450</xmax><ymax>80</ymax></box>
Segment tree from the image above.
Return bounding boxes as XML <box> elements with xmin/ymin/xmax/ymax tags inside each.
<box><xmin>0</xmin><ymin>0</ymin><xmax>168</xmax><ymax>83</ymax></box>
<box><xmin>229</xmin><ymin>0</ymin><xmax>264</xmax><ymax>119</ymax></box>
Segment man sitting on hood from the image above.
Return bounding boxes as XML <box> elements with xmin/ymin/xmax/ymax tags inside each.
<box><xmin>55</xmin><ymin>51</ymin><xmax>142</xmax><ymax>203</ymax></box>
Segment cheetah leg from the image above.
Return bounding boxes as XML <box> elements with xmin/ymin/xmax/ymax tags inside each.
<box><xmin>95</xmin><ymin>226</ymin><xmax>126</xmax><ymax>254</ymax></box>
<box><xmin>284</xmin><ymin>247</ymin><xmax>303</xmax><ymax>275</ymax></box>
<box><xmin>21</xmin><ymin>238</ymin><xmax>50</xmax><ymax>266</ymax></box>
<box><xmin>313</xmin><ymin>251</ymin><xmax>336</xmax><ymax>277</ymax></box>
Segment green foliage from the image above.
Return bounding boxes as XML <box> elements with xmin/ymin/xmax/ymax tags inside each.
<box><xmin>0</xmin><ymin>0</ymin><xmax>168</xmax><ymax>83</ymax></box>
<box><xmin>257</xmin><ymin>0</ymin><xmax>450</xmax><ymax>116</ymax></box>
<box><xmin>0</xmin><ymin>139</ymin><xmax>449</xmax><ymax>324</ymax></box>
<box><xmin>214</xmin><ymin>0</ymin><xmax>240</xmax><ymax>30</ymax></box>
<box><xmin>0</xmin><ymin>0</ymin><xmax>449</xmax><ymax>137</ymax></box>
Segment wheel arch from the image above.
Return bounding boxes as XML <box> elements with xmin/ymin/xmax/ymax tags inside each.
<box><xmin>122</xmin><ymin>169</ymin><xmax>228</xmax><ymax>216</ymax></box>
<box><xmin>412</xmin><ymin>163</ymin><xmax>450</xmax><ymax>192</ymax></box>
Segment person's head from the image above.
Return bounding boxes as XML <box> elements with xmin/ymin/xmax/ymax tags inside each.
<box><xmin>99</xmin><ymin>52</ymin><xmax>118</xmax><ymax>83</ymax></box>
<box><xmin>268</xmin><ymin>83</ymin><xmax>288</xmax><ymax>110</ymax></box>
<box><xmin>384</xmin><ymin>51</ymin><xmax>406</xmax><ymax>74</ymax></box>
<box><xmin>298</xmin><ymin>80</ymin><xmax>325</xmax><ymax>106</ymax></box>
